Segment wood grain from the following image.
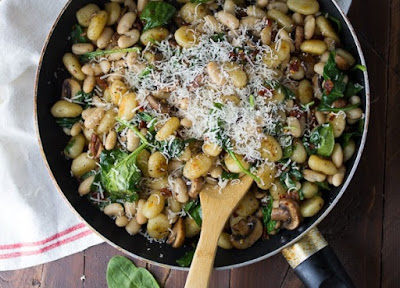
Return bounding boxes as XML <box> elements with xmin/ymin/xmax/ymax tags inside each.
<box><xmin>382</xmin><ymin>0</ymin><xmax>400</xmax><ymax>285</ymax></box>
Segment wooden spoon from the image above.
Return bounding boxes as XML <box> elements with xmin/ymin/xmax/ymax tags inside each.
<box><xmin>184</xmin><ymin>175</ymin><xmax>254</xmax><ymax>288</ymax></box>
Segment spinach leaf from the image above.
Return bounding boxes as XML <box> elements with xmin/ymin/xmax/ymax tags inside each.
<box><xmin>80</xmin><ymin>47</ymin><xmax>141</xmax><ymax>62</ymax></box>
<box><xmin>319</xmin><ymin>52</ymin><xmax>346</xmax><ymax>109</ymax></box>
<box><xmin>317</xmin><ymin>124</ymin><xmax>335</xmax><ymax>157</ymax></box>
<box><xmin>210</xmin><ymin>32</ymin><xmax>226</xmax><ymax>42</ymax></box>
<box><xmin>106</xmin><ymin>256</ymin><xmax>160</xmax><ymax>288</ymax></box>
<box><xmin>73</xmin><ymin>90</ymin><xmax>93</xmax><ymax>108</ymax></box>
<box><xmin>98</xmin><ymin>145</ymin><xmax>147</xmax><ymax>202</ymax></box>
<box><xmin>315</xmin><ymin>181</ymin><xmax>331</xmax><ymax>191</ymax></box>
<box><xmin>280</xmin><ymin>168</ymin><xmax>303</xmax><ymax>190</ymax></box>
<box><xmin>351</xmin><ymin>64</ymin><xmax>367</xmax><ymax>72</ymax></box>
<box><xmin>298</xmin><ymin>189</ymin><xmax>305</xmax><ymax>200</ymax></box>
<box><xmin>154</xmin><ymin>138</ymin><xmax>186</xmax><ymax>159</ymax></box>
<box><xmin>184</xmin><ymin>200</ymin><xmax>202</xmax><ymax>227</ymax></box>
<box><xmin>318</xmin><ymin>104</ymin><xmax>359</xmax><ymax>112</ymax></box>
<box><xmin>131</xmin><ymin>268</ymin><xmax>160</xmax><ymax>288</ymax></box>
<box><xmin>55</xmin><ymin>117</ymin><xmax>81</xmax><ymax>129</ymax></box>
<box><xmin>340</xmin><ymin>118</ymin><xmax>364</xmax><ymax>148</ymax></box>
<box><xmin>282</xmin><ymin>143</ymin><xmax>293</xmax><ymax>159</ymax></box>
<box><xmin>71</xmin><ymin>24</ymin><xmax>89</xmax><ymax>44</ymax></box>
<box><xmin>221</xmin><ymin>170</ymin><xmax>239</xmax><ymax>180</ymax></box>
<box><xmin>176</xmin><ymin>248</ymin><xmax>195</xmax><ymax>267</ymax></box>
<box><xmin>306</xmin><ymin>124</ymin><xmax>335</xmax><ymax>157</ymax></box>
<box><xmin>319</xmin><ymin>52</ymin><xmax>365</xmax><ymax>110</ymax></box>
<box><xmin>266</xmin><ymin>80</ymin><xmax>295</xmax><ymax>100</ymax></box>
<box><xmin>106</xmin><ymin>256</ymin><xmax>137</xmax><ymax>288</ymax></box>
<box><xmin>344</xmin><ymin>81</ymin><xmax>364</xmax><ymax>98</ymax></box>
<box><xmin>190</xmin><ymin>0</ymin><xmax>210</xmax><ymax>3</ymax></box>
<box><xmin>64</xmin><ymin>138</ymin><xmax>76</xmax><ymax>154</ymax></box>
<box><xmin>140</xmin><ymin>1</ymin><xmax>177</xmax><ymax>32</ymax></box>
<box><xmin>327</xmin><ymin>15</ymin><xmax>342</xmax><ymax>32</ymax></box>
<box><xmin>261</xmin><ymin>198</ymin><xmax>278</xmax><ymax>234</ymax></box>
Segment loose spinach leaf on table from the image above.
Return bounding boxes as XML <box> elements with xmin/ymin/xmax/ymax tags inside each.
<box><xmin>106</xmin><ymin>256</ymin><xmax>160</xmax><ymax>288</ymax></box>
<box><xmin>184</xmin><ymin>200</ymin><xmax>202</xmax><ymax>227</ymax></box>
<box><xmin>55</xmin><ymin>117</ymin><xmax>81</xmax><ymax>129</ymax></box>
<box><xmin>71</xmin><ymin>24</ymin><xmax>89</xmax><ymax>44</ymax></box>
<box><xmin>140</xmin><ymin>1</ymin><xmax>177</xmax><ymax>32</ymax></box>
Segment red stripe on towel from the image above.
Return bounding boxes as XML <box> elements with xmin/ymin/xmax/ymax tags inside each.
<box><xmin>0</xmin><ymin>229</ymin><xmax>93</xmax><ymax>259</ymax></box>
<box><xmin>0</xmin><ymin>223</ymin><xmax>86</xmax><ymax>250</ymax></box>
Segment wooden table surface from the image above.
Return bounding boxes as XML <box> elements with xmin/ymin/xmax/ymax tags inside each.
<box><xmin>1</xmin><ymin>0</ymin><xmax>399</xmax><ymax>287</ymax></box>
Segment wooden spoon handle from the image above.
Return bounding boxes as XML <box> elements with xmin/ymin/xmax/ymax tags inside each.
<box><xmin>184</xmin><ymin>224</ymin><xmax>221</xmax><ymax>288</ymax></box>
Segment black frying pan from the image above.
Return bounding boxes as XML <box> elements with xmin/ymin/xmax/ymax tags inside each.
<box><xmin>35</xmin><ymin>1</ymin><xmax>370</xmax><ymax>287</ymax></box>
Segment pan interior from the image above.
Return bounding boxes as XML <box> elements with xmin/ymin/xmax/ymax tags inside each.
<box><xmin>36</xmin><ymin>0</ymin><xmax>368</xmax><ymax>269</ymax></box>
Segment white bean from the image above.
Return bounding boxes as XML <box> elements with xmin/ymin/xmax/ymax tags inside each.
<box><xmin>117</xmin><ymin>12</ymin><xmax>136</xmax><ymax>34</ymax></box>
<box><xmin>303</xmin><ymin>169</ymin><xmax>326</xmax><ymax>182</ymax></box>
<box><xmin>215</xmin><ymin>11</ymin><xmax>239</xmax><ymax>30</ymax></box>
<box><xmin>172</xmin><ymin>178</ymin><xmax>189</xmax><ymax>203</ymax></box>
<box><xmin>104</xmin><ymin>203</ymin><xmax>124</xmax><ymax>217</ymax></box>
<box><xmin>78</xmin><ymin>175</ymin><xmax>95</xmax><ymax>196</ymax></box>
<box><xmin>331</xmin><ymin>143</ymin><xmax>343</xmax><ymax>168</ymax></box>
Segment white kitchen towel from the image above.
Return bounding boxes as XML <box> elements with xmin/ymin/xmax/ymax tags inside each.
<box><xmin>0</xmin><ymin>0</ymin><xmax>352</xmax><ymax>271</ymax></box>
<box><xmin>0</xmin><ymin>0</ymin><xmax>104</xmax><ymax>271</ymax></box>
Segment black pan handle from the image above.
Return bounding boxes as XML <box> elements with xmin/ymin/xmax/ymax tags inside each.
<box><xmin>282</xmin><ymin>227</ymin><xmax>355</xmax><ymax>288</ymax></box>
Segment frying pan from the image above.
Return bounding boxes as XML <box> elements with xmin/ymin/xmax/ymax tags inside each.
<box><xmin>35</xmin><ymin>0</ymin><xmax>370</xmax><ymax>287</ymax></box>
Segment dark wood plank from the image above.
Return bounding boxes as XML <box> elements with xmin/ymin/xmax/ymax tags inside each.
<box><xmin>83</xmin><ymin>242</ymin><xmax>148</xmax><ymax>288</ymax></box>
<box><xmin>382</xmin><ymin>0</ymin><xmax>400</xmax><ymax>284</ymax></box>
<box><xmin>348</xmin><ymin>0</ymin><xmax>390</xmax><ymax>59</ymax></box>
<box><xmin>388</xmin><ymin>0</ymin><xmax>400</xmax><ymax>75</ymax></box>
<box><xmin>382</xmin><ymin>71</ymin><xmax>400</xmax><ymax>288</ymax></box>
<box><xmin>40</xmin><ymin>251</ymin><xmax>84</xmax><ymax>288</ymax></box>
<box><xmin>0</xmin><ymin>265</ymin><xmax>43</xmax><ymax>288</ymax></box>
<box><xmin>164</xmin><ymin>268</ymin><xmax>230</xmax><ymax>288</ymax></box>
<box><xmin>230</xmin><ymin>257</ymin><xmax>290</xmax><ymax>288</ymax></box>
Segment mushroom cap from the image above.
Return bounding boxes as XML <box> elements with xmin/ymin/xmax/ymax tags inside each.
<box><xmin>230</xmin><ymin>216</ymin><xmax>263</xmax><ymax>249</ymax></box>
<box><xmin>279</xmin><ymin>199</ymin><xmax>302</xmax><ymax>230</ymax></box>
<box><xmin>167</xmin><ymin>218</ymin><xmax>185</xmax><ymax>248</ymax></box>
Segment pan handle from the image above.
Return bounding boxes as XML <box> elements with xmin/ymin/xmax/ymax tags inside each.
<box><xmin>282</xmin><ymin>227</ymin><xmax>355</xmax><ymax>288</ymax></box>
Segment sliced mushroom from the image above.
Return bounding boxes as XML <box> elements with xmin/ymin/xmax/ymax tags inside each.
<box><xmin>231</xmin><ymin>217</ymin><xmax>251</xmax><ymax>236</ymax></box>
<box><xmin>188</xmin><ymin>177</ymin><xmax>204</xmax><ymax>198</ymax></box>
<box><xmin>166</xmin><ymin>218</ymin><xmax>185</xmax><ymax>248</ymax></box>
<box><xmin>230</xmin><ymin>216</ymin><xmax>263</xmax><ymax>249</ymax></box>
<box><xmin>271</xmin><ymin>199</ymin><xmax>302</xmax><ymax>230</ymax></box>
<box><xmin>146</xmin><ymin>95</ymin><xmax>169</xmax><ymax>113</ymax></box>
<box><xmin>61</xmin><ymin>78</ymin><xmax>81</xmax><ymax>99</ymax></box>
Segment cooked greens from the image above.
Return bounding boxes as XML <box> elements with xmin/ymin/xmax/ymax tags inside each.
<box><xmin>140</xmin><ymin>1</ymin><xmax>177</xmax><ymax>32</ymax></box>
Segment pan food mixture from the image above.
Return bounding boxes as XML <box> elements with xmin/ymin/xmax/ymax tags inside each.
<box><xmin>51</xmin><ymin>0</ymin><xmax>365</xmax><ymax>255</ymax></box>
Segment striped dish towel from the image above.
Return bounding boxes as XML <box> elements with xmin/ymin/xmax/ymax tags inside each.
<box><xmin>0</xmin><ymin>0</ymin><xmax>352</xmax><ymax>271</ymax></box>
<box><xmin>0</xmin><ymin>0</ymin><xmax>103</xmax><ymax>271</ymax></box>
